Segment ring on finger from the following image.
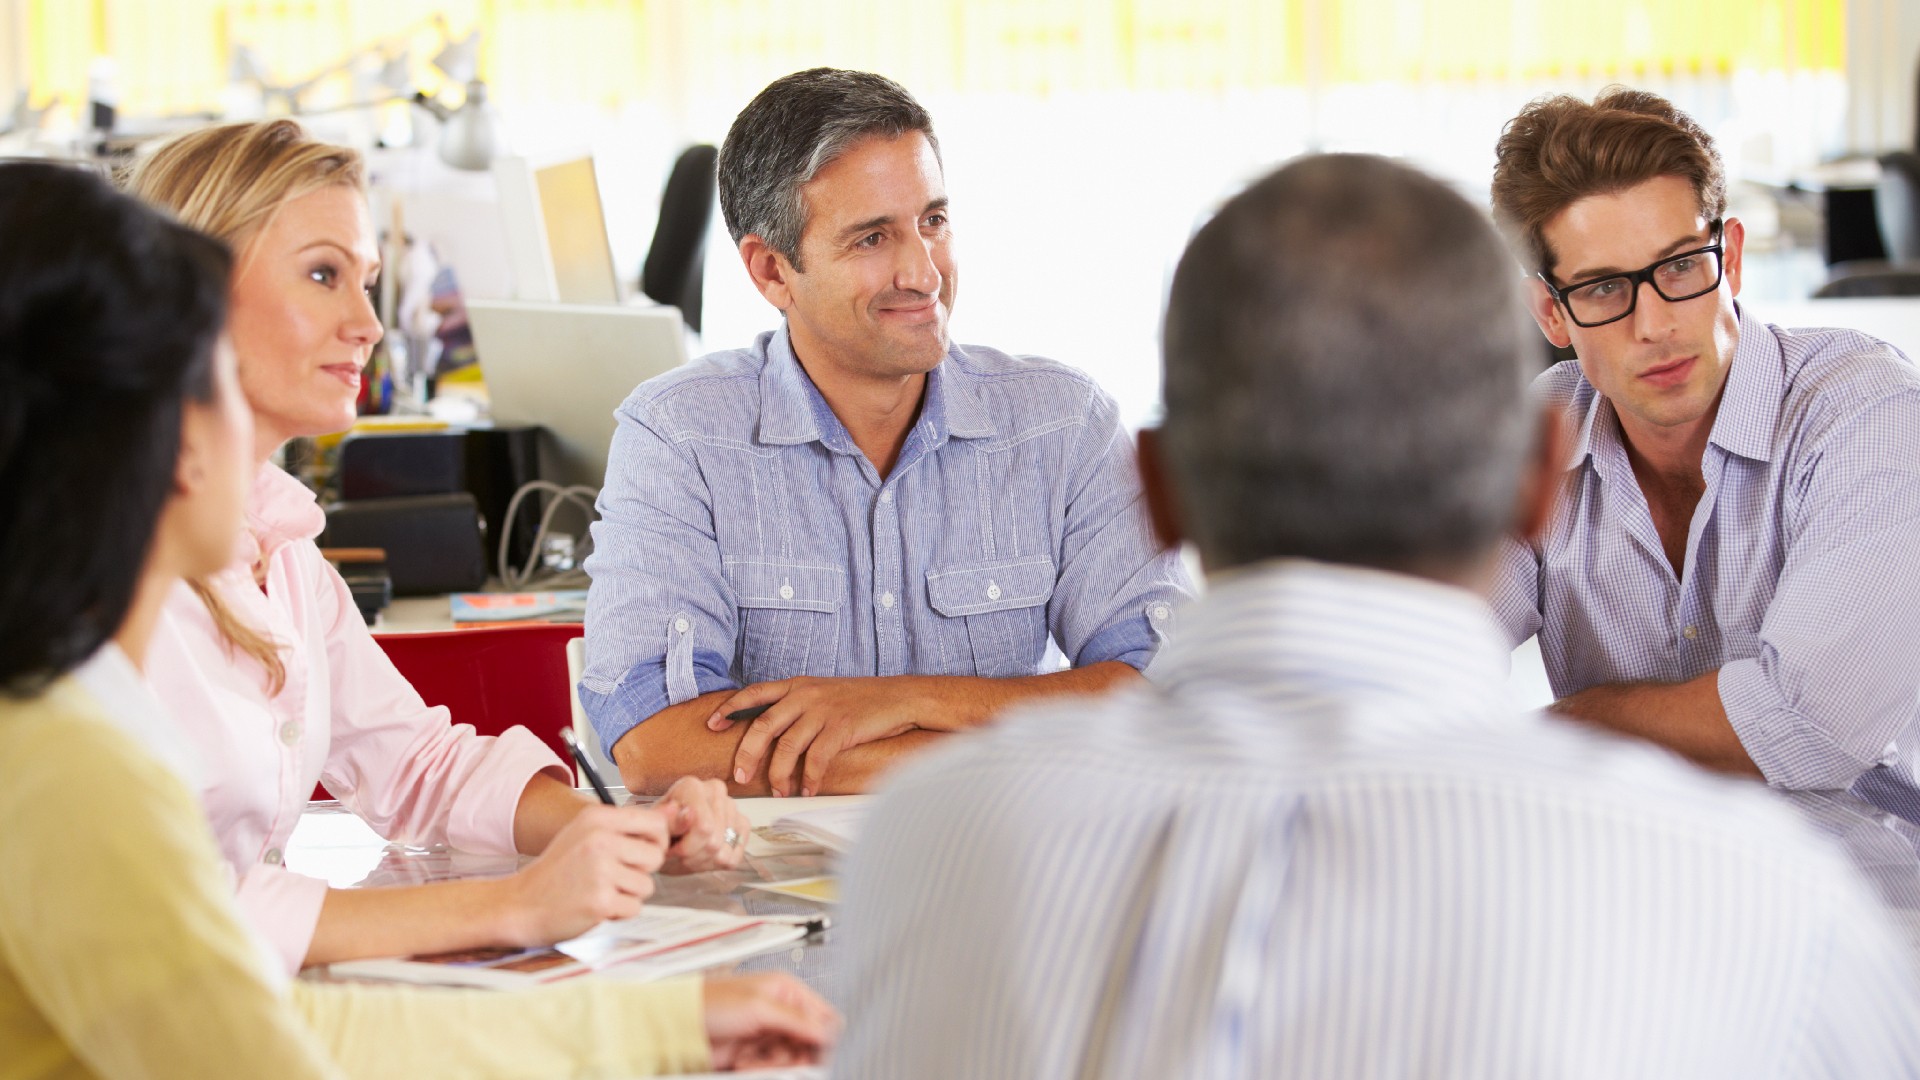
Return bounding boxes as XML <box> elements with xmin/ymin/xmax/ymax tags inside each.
<box><xmin>724</xmin><ymin>826</ymin><xmax>742</xmax><ymax>848</ymax></box>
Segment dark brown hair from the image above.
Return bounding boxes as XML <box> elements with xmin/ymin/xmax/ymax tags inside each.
<box><xmin>1491</xmin><ymin>86</ymin><xmax>1726</xmax><ymax>278</ymax></box>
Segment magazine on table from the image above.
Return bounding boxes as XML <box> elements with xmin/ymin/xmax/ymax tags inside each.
<box><xmin>757</xmin><ymin>800</ymin><xmax>871</xmax><ymax>856</ymax></box>
<box><xmin>325</xmin><ymin>905</ymin><xmax>805</xmax><ymax>989</ymax></box>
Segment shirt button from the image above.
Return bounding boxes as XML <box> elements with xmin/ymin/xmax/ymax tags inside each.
<box><xmin>1682</xmin><ymin>625</ymin><xmax>1698</xmax><ymax>640</ymax></box>
<box><xmin>1148</xmin><ymin>602</ymin><xmax>1171</xmax><ymax>622</ymax></box>
<box><xmin>879</xmin><ymin>490</ymin><xmax>893</xmax><ymax>505</ymax></box>
<box><xmin>278</xmin><ymin>720</ymin><xmax>302</xmax><ymax>746</ymax></box>
<box><xmin>674</xmin><ymin>617</ymin><xmax>691</xmax><ymax>634</ymax></box>
<box><xmin>778</xmin><ymin>583</ymin><xmax>795</xmax><ymax>601</ymax></box>
<box><xmin>986</xmin><ymin>581</ymin><xmax>1002</xmax><ymax>601</ymax></box>
<box><xmin>263</xmin><ymin>848</ymin><xmax>283</xmax><ymax>866</ymax></box>
<box><xmin>880</xmin><ymin>591</ymin><xmax>896</xmax><ymax>610</ymax></box>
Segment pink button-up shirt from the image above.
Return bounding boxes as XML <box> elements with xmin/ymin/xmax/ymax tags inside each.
<box><xmin>146</xmin><ymin>463</ymin><xmax>567</xmax><ymax>973</ymax></box>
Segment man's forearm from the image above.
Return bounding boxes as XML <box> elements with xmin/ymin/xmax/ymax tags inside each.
<box><xmin>1552</xmin><ymin>670</ymin><xmax>1762</xmax><ymax>777</ymax></box>
<box><xmin>611</xmin><ymin>663</ymin><xmax>1143</xmax><ymax>795</ymax></box>
<box><xmin>909</xmin><ymin>661</ymin><xmax>1143</xmax><ymax>732</ymax></box>
<box><xmin>612</xmin><ymin>691</ymin><xmax>942</xmax><ymax>795</ymax></box>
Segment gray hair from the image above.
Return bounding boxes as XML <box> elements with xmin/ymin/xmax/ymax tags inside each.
<box><xmin>717</xmin><ymin>68</ymin><xmax>940</xmax><ymax>271</ymax></box>
<box><xmin>1160</xmin><ymin>154</ymin><xmax>1538</xmax><ymax>574</ymax></box>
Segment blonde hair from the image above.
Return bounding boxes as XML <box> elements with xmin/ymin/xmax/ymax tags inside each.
<box><xmin>122</xmin><ymin>119</ymin><xmax>366</xmax><ymax>259</ymax></box>
<box><xmin>124</xmin><ymin>120</ymin><xmax>367</xmax><ymax>697</ymax></box>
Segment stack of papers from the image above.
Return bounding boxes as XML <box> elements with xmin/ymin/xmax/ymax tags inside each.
<box><xmin>762</xmin><ymin>801</ymin><xmax>870</xmax><ymax>855</ymax></box>
<box><xmin>325</xmin><ymin>906</ymin><xmax>803</xmax><ymax>989</ymax></box>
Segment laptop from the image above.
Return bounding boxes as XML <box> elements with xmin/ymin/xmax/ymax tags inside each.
<box><xmin>467</xmin><ymin>299</ymin><xmax>690</xmax><ymax>490</ymax></box>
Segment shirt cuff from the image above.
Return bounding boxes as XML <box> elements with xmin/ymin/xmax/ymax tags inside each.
<box><xmin>1719</xmin><ymin>656</ymin><xmax>1877</xmax><ymax>790</ymax></box>
<box><xmin>234</xmin><ymin>864</ymin><xmax>331</xmax><ymax>976</ymax></box>
<box><xmin>582</xmin><ymin>649</ymin><xmax>736</xmax><ymax>757</ymax></box>
<box><xmin>1074</xmin><ymin>614</ymin><xmax>1160</xmax><ymax>672</ymax></box>
<box><xmin>444</xmin><ymin>726</ymin><xmax>572</xmax><ymax>856</ymax></box>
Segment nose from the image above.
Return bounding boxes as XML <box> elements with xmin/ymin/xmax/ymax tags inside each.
<box><xmin>344</xmin><ymin>284</ymin><xmax>384</xmax><ymax>347</ymax></box>
<box><xmin>895</xmin><ymin>233</ymin><xmax>942</xmax><ymax>298</ymax></box>
<box><xmin>1628</xmin><ymin>278</ymin><xmax>1677</xmax><ymax>343</ymax></box>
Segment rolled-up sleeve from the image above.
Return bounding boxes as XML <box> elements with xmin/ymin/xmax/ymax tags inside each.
<box><xmin>1049</xmin><ymin>387</ymin><xmax>1194</xmax><ymax>671</ymax></box>
<box><xmin>1489</xmin><ymin>535</ymin><xmax>1544</xmax><ymax>647</ymax></box>
<box><xmin>580</xmin><ymin>397</ymin><xmax>741</xmax><ymax>755</ymax></box>
<box><xmin>315</xmin><ymin>555</ymin><xmax>568</xmax><ymax>856</ymax></box>
<box><xmin>1719</xmin><ymin>390</ymin><xmax>1920</xmax><ymax>790</ymax></box>
<box><xmin>233</xmin><ymin>863</ymin><xmax>332</xmax><ymax>976</ymax></box>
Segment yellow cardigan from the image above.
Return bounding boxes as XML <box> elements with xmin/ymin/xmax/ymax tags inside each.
<box><xmin>0</xmin><ymin>675</ymin><xmax>711</xmax><ymax>1079</ymax></box>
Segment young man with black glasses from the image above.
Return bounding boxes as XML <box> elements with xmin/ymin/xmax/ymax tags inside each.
<box><xmin>1490</xmin><ymin>87</ymin><xmax>1920</xmax><ymax>820</ymax></box>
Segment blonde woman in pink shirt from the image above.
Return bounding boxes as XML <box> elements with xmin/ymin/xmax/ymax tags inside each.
<box><xmin>125</xmin><ymin>120</ymin><xmax>756</xmax><ymax>976</ymax></box>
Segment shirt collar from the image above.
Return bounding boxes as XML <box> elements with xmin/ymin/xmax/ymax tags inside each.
<box><xmin>1562</xmin><ymin>302</ymin><xmax>1782</xmax><ymax>472</ymax></box>
<box><xmin>1152</xmin><ymin>560</ymin><xmax>1514</xmax><ymax>732</ymax></box>
<box><xmin>235</xmin><ymin>461</ymin><xmax>326</xmax><ymax>569</ymax></box>
<box><xmin>1703</xmin><ymin>304</ymin><xmax>1784</xmax><ymax>464</ymax></box>
<box><xmin>73</xmin><ymin>642</ymin><xmax>206</xmax><ymax>791</ymax></box>
<box><xmin>755</xmin><ymin>322</ymin><xmax>997</xmax><ymax>454</ymax></box>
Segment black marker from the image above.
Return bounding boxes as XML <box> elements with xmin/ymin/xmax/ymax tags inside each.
<box><xmin>727</xmin><ymin>704</ymin><xmax>772</xmax><ymax>722</ymax></box>
<box><xmin>560</xmin><ymin>728</ymin><xmax>617</xmax><ymax>806</ymax></box>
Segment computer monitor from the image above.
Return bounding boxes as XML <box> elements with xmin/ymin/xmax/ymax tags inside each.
<box><xmin>494</xmin><ymin>154</ymin><xmax>623</xmax><ymax>304</ymax></box>
<box><xmin>466</xmin><ymin>299</ymin><xmax>688</xmax><ymax>490</ymax></box>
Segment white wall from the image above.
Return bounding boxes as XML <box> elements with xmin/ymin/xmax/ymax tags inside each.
<box><xmin>0</xmin><ymin>0</ymin><xmax>24</xmax><ymax>116</ymax></box>
<box><xmin>1848</xmin><ymin>0</ymin><xmax>1920</xmax><ymax>154</ymax></box>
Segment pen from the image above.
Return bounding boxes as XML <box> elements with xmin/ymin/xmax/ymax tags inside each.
<box><xmin>727</xmin><ymin>704</ymin><xmax>772</xmax><ymax>722</ymax></box>
<box><xmin>560</xmin><ymin>728</ymin><xmax>617</xmax><ymax>806</ymax></box>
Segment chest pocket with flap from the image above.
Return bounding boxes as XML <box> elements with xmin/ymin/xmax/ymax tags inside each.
<box><xmin>723</xmin><ymin>559</ymin><xmax>843</xmax><ymax>685</ymax></box>
<box><xmin>926</xmin><ymin>556</ymin><xmax>1056</xmax><ymax>678</ymax></box>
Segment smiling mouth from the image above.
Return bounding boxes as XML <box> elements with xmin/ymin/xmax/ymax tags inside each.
<box><xmin>322</xmin><ymin>363</ymin><xmax>363</xmax><ymax>387</ymax></box>
<box><xmin>879</xmin><ymin>300</ymin><xmax>941</xmax><ymax>322</ymax></box>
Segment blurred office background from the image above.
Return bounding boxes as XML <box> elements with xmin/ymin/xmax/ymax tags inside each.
<box><xmin>3</xmin><ymin>0</ymin><xmax>1917</xmax><ymax>427</ymax></box>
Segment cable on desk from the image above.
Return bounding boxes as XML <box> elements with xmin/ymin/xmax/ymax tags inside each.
<box><xmin>497</xmin><ymin>479</ymin><xmax>600</xmax><ymax>590</ymax></box>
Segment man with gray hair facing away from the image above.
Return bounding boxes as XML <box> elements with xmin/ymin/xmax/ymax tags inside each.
<box><xmin>832</xmin><ymin>154</ymin><xmax>1920</xmax><ymax>1077</ymax></box>
<box><xmin>581</xmin><ymin>68</ymin><xmax>1189</xmax><ymax>797</ymax></box>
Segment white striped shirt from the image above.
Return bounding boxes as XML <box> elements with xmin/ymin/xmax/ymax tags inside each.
<box><xmin>834</xmin><ymin>561</ymin><xmax>1920</xmax><ymax>1079</ymax></box>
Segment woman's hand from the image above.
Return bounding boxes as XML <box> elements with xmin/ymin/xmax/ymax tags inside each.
<box><xmin>656</xmin><ymin>776</ymin><xmax>754</xmax><ymax>874</ymax></box>
<box><xmin>495</xmin><ymin>803</ymin><xmax>669</xmax><ymax>946</ymax></box>
<box><xmin>701</xmin><ymin>973</ymin><xmax>840</xmax><ymax>1070</ymax></box>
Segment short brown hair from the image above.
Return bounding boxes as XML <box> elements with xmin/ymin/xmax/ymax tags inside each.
<box><xmin>1490</xmin><ymin>86</ymin><xmax>1726</xmax><ymax>278</ymax></box>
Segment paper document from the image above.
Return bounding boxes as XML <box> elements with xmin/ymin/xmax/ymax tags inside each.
<box><xmin>762</xmin><ymin>802</ymin><xmax>871</xmax><ymax>855</ymax></box>
<box><xmin>325</xmin><ymin>905</ymin><xmax>802</xmax><ymax>989</ymax></box>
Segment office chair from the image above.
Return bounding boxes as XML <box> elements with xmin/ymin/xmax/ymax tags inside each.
<box><xmin>641</xmin><ymin>144</ymin><xmax>718</xmax><ymax>335</ymax></box>
<box><xmin>565</xmin><ymin>636</ymin><xmax>618</xmax><ymax>788</ymax></box>
<box><xmin>312</xmin><ymin>623</ymin><xmax>586</xmax><ymax>800</ymax></box>
<box><xmin>1814</xmin><ymin>152</ymin><xmax>1920</xmax><ymax>298</ymax></box>
<box><xmin>1877</xmin><ymin>151</ymin><xmax>1920</xmax><ymax>263</ymax></box>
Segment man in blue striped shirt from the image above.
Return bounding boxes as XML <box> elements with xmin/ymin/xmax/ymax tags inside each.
<box><xmin>1487</xmin><ymin>89</ymin><xmax>1920</xmax><ymax>820</ymax></box>
<box><xmin>580</xmin><ymin>69</ymin><xmax>1189</xmax><ymax>796</ymax></box>
<box><xmin>834</xmin><ymin>154</ymin><xmax>1920</xmax><ymax>1076</ymax></box>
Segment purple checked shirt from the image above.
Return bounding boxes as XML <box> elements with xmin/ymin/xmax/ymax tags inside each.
<box><xmin>1492</xmin><ymin>305</ymin><xmax>1920</xmax><ymax>821</ymax></box>
<box><xmin>579</xmin><ymin>324</ymin><xmax>1193</xmax><ymax>756</ymax></box>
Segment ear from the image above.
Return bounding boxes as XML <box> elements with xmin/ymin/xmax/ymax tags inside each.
<box><xmin>1524</xmin><ymin>277</ymin><xmax>1572</xmax><ymax>350</ymax></box>
<box><xmin>1135</xmin><ymin>427</ymin><xmax>1186</xmax><ymax>553</ymax></box>
<box><xmin>737</xmin><ymin>235</ymin><xmax>797</xmax><ymax>311</ymax></box>
<box><xmin>1513</xmin><ymin>402</ymin><xmax>1570</xmax><ymax>544</ymax></box>
<box><xmin>173</xmin><ymin>404</ymin><xmax>209</xmax><ymax>496</ymax></box>
<box><xmin>1721</xmin><ymin>216</ymin><xmax>1746</xmax><ymax>298</ymax></box>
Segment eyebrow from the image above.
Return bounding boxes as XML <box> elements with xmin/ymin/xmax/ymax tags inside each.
<box><xmin>297</xmin><ymin>239</ymin><xmax>382</xmax><ymax>276</ymax></box>
<box><xmin>1565</xmin><ymin>228</ymin><xmax>1711</xmax><ymax>283</ymax></box>
<box><xmin>833</xmin><ymin>198</ymin><xmax>950</xmax><ymax>244</ymax></box>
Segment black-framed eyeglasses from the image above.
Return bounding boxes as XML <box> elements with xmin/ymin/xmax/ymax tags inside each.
<box><xmin>1539</xmin><ymin>223</ymin><xmax>1725</xmax><ymax>328</ymax></box>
